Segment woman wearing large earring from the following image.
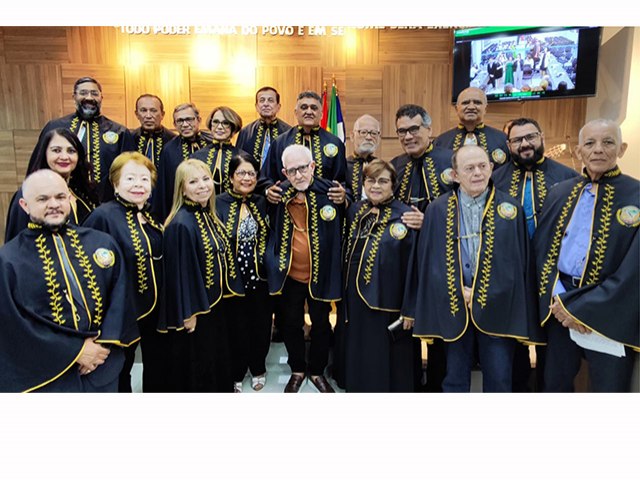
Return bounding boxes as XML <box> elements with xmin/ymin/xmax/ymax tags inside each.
<box><xmin>341</xmin><ymin>160</ymin><xmax>416</xmax><ymax>392</ymax></box>
<box><xmin>5</xmin><ymin>128</ymin><xmax>98</xmax><ymax>242</ymax></box>
<box><xmin>192</xmin><ymin>106</ymin><xmax>246</xmax><ymax>195</ymax></box>
<box><xmin>83</xmin><ymin>151</ymin><xmax>165</xmax><ymax>392</ymax></box>
<box><xmin>216</xmin><ymin>152</ymin><xmax>272</xmax><ymax>392</ymax></box>
<box><xmin>159</xmin><ymin>159</ymin><xmax>242</xmax><ymax>392</ymax></box>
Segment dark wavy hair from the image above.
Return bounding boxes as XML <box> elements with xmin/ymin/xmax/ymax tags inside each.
<box><xmin>229</xmin><ymin>151</ymin><xmax>260</xmax><ymax>178</ymax></box>
<box><xmin>28</xmin><ymin>128</ymin><xmax>99</xmax><ymax>207</ymax></box>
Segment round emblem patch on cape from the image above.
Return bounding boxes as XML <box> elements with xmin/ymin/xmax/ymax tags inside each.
<box><xmin>323</xmin><ymin>143</ymin><xmax>338</xmax><ymax>158</ymax></box>
<box><xmin>616</xmin><ymin>205</ymin><xmax>640</xmax><ymax>227</ymax></box>
<box><xmin>93</xmin><ymin>248</ymin><xmax>115</xmax><ymax>268</ymax></box>
<box><xmin>389</xmin><ymin>222</ymin><xmax>408</xmax><ymax>240</ymax></box>
<box><xmin>319</xmin><ymin>205</ymin><xmax>336</xmax><ymax>221</ymax></box>
<box><xmin>102</xmin><ymin>131</ymin><xmax>119</xmax><ymax>144</ymax></box>
<box><xmin>440</xmin><ymin>168</ymin><xmax>454</xmax><ymax>185</ymax></box>
<box><xmin>497</xmin><ymin>202</ymin><xmax>517</xmax><ymax>220</ymax></box>
<box><xmin>491</xmin><ymin>149</ymin><xmax>507</xmax><ymax>164</ymax></box>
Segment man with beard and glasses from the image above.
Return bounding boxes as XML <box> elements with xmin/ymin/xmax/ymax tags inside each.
<box><xmin>27</xmin><ymin>77</ymin><xmax>134</xmax><ymax>200</ymax></box>
<box><xmin>493</xmin><ymin>117</ymin><xmax>578</xmax><ymax>392</ymax></box>
<box><xmin>131</xmin><ymin>94</ymin><xmax>176</xmax><ymax>171</ymax></box>
<box><xmin>346</xmin><ymin>114</ymin><xmax>382</xmax><ymax>201</ymax></box>
<box><xmin>435</xmin><ymin>87</ymin><xmax>509</xmax><ymax>168</ymax></box>
<box><xmin>236</xmin><ymin>86</ymin><xmax>291</xmax><ymax>168</ymax></box>
<box><xmin>0</xmin><ymin>170</ymin><xmax>138</xmax><ymax>392</ymax></box>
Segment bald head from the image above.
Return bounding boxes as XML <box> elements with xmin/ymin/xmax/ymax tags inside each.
<box><xmin>577</xmin><ymin>119</ymin><xmax>627</xmax><ymax>181</ymax></box>
<box><xmin>19</xmin><ymin>170</ymin><xmax>71</xmax><ymax>230</ymax></box>
<box><xmin>352</xmin><ymin>114</ymin><xmax>381</xmax><ymax>157</ymax></box>
<box><xmin>578</xmin><ymin>119</ymin><xmax>623</xmax><ymax>145</ymax></box>
<box><xmin>456</xmin><ymin>88</ymin><xmax>488</xmax><ymax>129</ymax></box>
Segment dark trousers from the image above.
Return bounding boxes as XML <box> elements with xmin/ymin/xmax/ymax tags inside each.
<box><xmin>544</xmin><ymin>319</ymin><xmax>636</xmax><ymax>392</ymax></box>
<box><xmin>227</xmin><ymin>283</ymin><xmax>272</xmax><ymax>382</ymax></box>
<box><xmin>279</xmin><ymin>277</ymin><xmax>332</xmax><ymax>376</ymax></box>
<box><xmin>444</xmin><ymin>326</ymin><xmax>515</xmax><ymax>392</ymax></box>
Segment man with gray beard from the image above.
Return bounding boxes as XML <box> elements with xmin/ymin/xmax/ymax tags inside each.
<box><xmin>346</xmin><ymin>114</ymin><xmax>382</xmax><ymax>201</ymax></box>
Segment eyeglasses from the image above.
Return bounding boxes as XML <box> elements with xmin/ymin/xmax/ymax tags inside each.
<box><xmin>459</xmin><ymin>163</ymin><xmax>491</xmax><ymax>175</ymax></box>
<box><xmin>284</xmin><ymin>162</ymin><xmax>311</xmax><ymax>177</ymax></box>
<box><xmin>298</xmin><ymin>103</ymin><xmax>319</xmax><ymax>111</ymax></box>
<box><xmin>76</xmin><ymin>89</ymin><xmax>101</xmax><ymax>97</ymax></box>
<box><xmin>396</xmin><ymin>125</ymin><xmax>422</xmax><ymax>137</ymax></box>
<box><xmin>508</xmin><ymin>132</ymin><xmax>541</xmax><ymax>146</ymax></box>
<box><xmin>211</xmin><ymin>119</ymin><xmax>233</xmax><ymax>129</ymax></box>
<box><xmin>175</xmin><ymin>116</ymin><xmax>197</xmax><ymax>125</ymax></box>
<box><xmin>364</xmin><ymin>177</ymin><xmax>392</xmax><ymax>186</ymax></box>
<box><xmin>234</xmin><ymin>170</ymin><xmax>257</xmax><ymax>178</ymax></box>
<box><xmin>356</xmin><ymin>129</ymin><xmax>380</xmax><ymax>137</ymax></box>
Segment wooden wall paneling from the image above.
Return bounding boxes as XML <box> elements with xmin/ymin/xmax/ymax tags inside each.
<box><xmin>256</xmin><ymin>66</ymin><xmax>323</xmax><ymax>126</ymax></box>
<box><xmin>61</xmin><ymin>65</ymin><xmax>127</xmax><ymax>125</ymax></box>
<box><xmin>2</xmin><ymin>27</ymin><xmax>69</xmax><ymax>64</ymax></box>
<box><xmin>257</xmin><ymin>32</ymin><xmax>322</xmax><ymax>67</ymax></box>
<box><xmin>13</xmin><ymin>130</ymin><xmax>40</xmax><ymax>179</ymax></box>
<box><xmin>473</xmin><ymin>101</ymin><xmax>525</xmax><ymax>135</ymax></box>
<box><xmin>0</xmin><ymin>64</ymin><xmax>63</xmax><ymax>130</ymax></box>
<box><xmin>0</xmin><ymin>130</ymin><xmax>18</xmax><ymax>193</ymax></box>
<box><xmin>344</xmin><ymin>66</ymin><xmax>383</xmax><ymax>131</ymax></box>
<box><xmin>0</xmin><ymin>192</ymin><xmax>15</xmax><ymax>246</ymax></box>
<box><xmin>128</xmin><ymin>32</ymin><xmax>195</xmax><ymax>65</ymax></box>
<box><xmin>522</xmin><ymin>97</ymin><xmax>586</xmax><ymax>143</ymax></box>
<box><xmin>345</xmin><ymin>28</ymin><xmax>379</xmax><ymax>66</ymax></box>
<box><xmin>379</xmin><ymin>137</ymin><xmax>405</xmax><ymax>161</ymax></box>
<box><xmin>0</xmin><ymin>28</ymin><xmax>6</xmax><ymax>64</ymax></box>
<box><xmin>124</xmin><ymin>65</ymin><xmax>190</xmax><ymax>128</ymax></box>
<box><xmin>379</xmin><ymin>28</ymin><xmax>452</xmax><ymax>65</ymax></box>
<box><xmin>67</xmin><ymin>27</ymin><xmax>129</xmax><ymax>65</ymax></box>
<box><xmin>382</xmin><ymin>64</ymin><xmax>451</xmax><ymax>138</ymax></box>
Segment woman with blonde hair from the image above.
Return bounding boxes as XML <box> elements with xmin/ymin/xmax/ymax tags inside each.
<box><xmin>159</xmin><ymin>159</ymin><xmax>242</xmax><ymax>392</ymax></box>
<box><xmin>83</xmin><ymin>151</ymin><xmax>165</xmax><ymax>392</ymax></box>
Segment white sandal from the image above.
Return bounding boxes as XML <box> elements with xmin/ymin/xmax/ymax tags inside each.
<box><xmin>251</xmin><ymin>374</ymin><xmax>266</xmax><ymax>391</ymax></box>
<box><xmin>234</xmin><ymin>381</ymin><xmax>243</xmax><ymax>393</ymax></box>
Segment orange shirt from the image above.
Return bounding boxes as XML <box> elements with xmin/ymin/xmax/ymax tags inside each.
<box><xmin>286</xmin><ymin>194</ymin><xmax>311</xmax><ymax>284</ymax></box>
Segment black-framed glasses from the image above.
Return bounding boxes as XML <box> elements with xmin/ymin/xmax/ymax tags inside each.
<box><xmin>284</xmin><ymin>162</ymin><xmax>311</xmax><ymax>177</ymax></box>
<box><xmin>211</xmin><ymin>119</ymin><xmax>233</xmax><ymax>129</ymax></box>
<box><xmin>175</xmin><ymin>116</ymin><xmax>197</xmax><ymax>125</ymax></box>
<box><xmin>356</xmin><ymin>129</ymin><xmax>380</xmax><ymax>137</ymax></box>
<box><xmin>234</xmin><ymin>170</ymin><xmax>257</xmax><ymax>178</ymax></box>
<box><xmin>508</xmin><ymin>132</ymin><xmax>541</xmax><ymax>146</ymax></box>
<box><xmin>396</xmin><ymin>125</ymin><xmax>422</xmax><ymax>137</ymax></box>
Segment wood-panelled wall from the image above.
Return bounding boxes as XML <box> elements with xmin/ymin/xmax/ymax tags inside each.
<box><xmin>0</xmin><ymin>26</ymin><xmax>587</xmax><ymax>243</ymax></box>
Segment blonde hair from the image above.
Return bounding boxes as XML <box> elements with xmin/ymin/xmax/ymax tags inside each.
<box><xmin>164</xmin><ymin>159</ymin><xmax>220</xmax><ymax>227</ymax></box>
<box><xmin>109</xmin><ymin>151</ymin><xmax>157</xmax><ymax>188</ymax></box>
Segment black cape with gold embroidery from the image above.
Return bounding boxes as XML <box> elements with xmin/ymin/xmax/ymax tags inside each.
<box><xmin>236</xmin><ymin>118</ymin><xmax>291</xmax><ymax>166</ymax></box>
<box><xmin>403</xmin><ymin>184</ymin><xmax>541</xmax><ymax>343</ymax></box>
<box><xmin>216</xmin><ymin>192</ymin><xmax>270</xmax><ymax>290</ymax></box>
<box><xmin>27</xmin><ymin>112</ymin><xmax>135</xmax><ymax>197</ymax></box>
<box><xmin>390</xmin><ymin>145</ymin><xmax>454</xmax><ymax>212</ymax></box>
<box><xmin>533</xmin><ymin>168</ymin><xmax>640</xmax><ymax>350</ymax></box>
<box><xmin>0</xmin><ymin>223</ymin><xmax>139</xmax><ymax>392</ymax></box>
<box><xmin>4</xmin><ymin>186</ymin><xmax>94</xmax><ymax>243</ymax></box>
<box><xmin>260</xmin><ymin>126</ymin><xmax>346</xmax><ymax>188</ymax></box>
<box><xmin>343</xmin><ymin>199</ymin><xmax>415</xmax><ymax>311</ymax></box>
<box><xmin>492</xmin><ymin>156</ymin><xmax>579</xmax><ymax>230</ymax></box>
<box><xmin>346</xmin><ymin>154</ymin><xmax>377</xmax><ymax>201</ymax></box>
<box><xmin>158</xmin><ymin>202</ymin><xmax>242</xmax><ymax>331</ymax></box>
<box><xmin>152</xmin><ymin>133</ymin><xmax>212</xmax><ymax>221</ymax></box>
<box><xmin>82</xmin><ymin>198</ymin><xmax>163</xmax><ymax>323</ymax></box>
<box><xmin>435</xmin><ymin>123</ymin><xmax>510</xmax><ymax>168</ymax></box>
<box><xmin>131</xmin><ymin>126</ymin><xmax>177</xmax><ymax>170</ymax></box>
<box><xmin>265</xmin><ymin>177</ymin><xmax>343</xmax><ymax>301</ymax></box>
<box><xmin>192</xmin><ymin>142</ymin><xmax>248</xmax><ymax>195</ymax></box>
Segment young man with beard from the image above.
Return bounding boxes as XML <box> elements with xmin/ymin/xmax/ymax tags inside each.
<box><xmin>131</xmin><ymin>94</ymin><xmax>176</xmax><ymax>170</ymax></box>
<box><xmin>0</xmin><ymin>170</ymin><xmax>138</xmax><ymax>392</ymax></box>
<box><xmin>493</xmin><ymin>117</ymin><xmax>578</xmax><ymax>391</ymax></box>
<box><xmin>27</xmin><ymin>77</ymin><xmax>134</xmax><ymax>199</ymax></box>
<box><xmin>236</xmin><ymin>86</ymin><xmax>291</xmax><ymax>168</ymax></box>
<box><xmin>435</xmin><ymin>87</ymin><xmax>509</xmax><ymax>168</ymax></box>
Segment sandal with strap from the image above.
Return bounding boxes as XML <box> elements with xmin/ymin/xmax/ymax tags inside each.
<box><xmin>251</xmin><ymin>374</ymin><xmax>267</xmax><ymax>391</ymax></box>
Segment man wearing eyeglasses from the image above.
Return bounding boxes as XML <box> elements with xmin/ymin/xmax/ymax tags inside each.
<box><xmin>131</xmin><ymin>94</ymin><xmax>177</xmax><ymax>171</ymax></box>
<box><xmin>236</xmin><ymin>86</ymin><xmax>291</xmax><ymax>167</ymax></box>
<box><xmin>534</xmin><ymin>119</ymin><xmax>639</xmax><ymax>392</ymax></box>
<box><xmin>493</xmin><ymin>117</ymin><xmax>578</xmax><ymax>392</ymax></box>
<box><xmin>27</xmin><ymin>76</ymin><xmax>135</xmax><ymax>200</ymax></box>
<box><xmin>435</xmin><ymin>87</ymin><xmax>509</xmax><ymax>168</ymax></box>
<box><xmin>153</xmin><ymin>103</ymin><xmax>212</xmax><ymax>220</ymax></box>
<box><xmin>261</xmin><ymin>91</ymin><xmax>347</xmax><ymax>206</ymax></box>
<box><xmin>347</xmin><ymin>114</ymin><xmax>382</xmax><ymax>201</ymax></box>
<box><xmin>403</xmin><ymin>145</ymin><xmax>539</xmax><ymax>392</ymax></box>
<box><xmin>265</xmin><ymin>145</ymin><xmax>344</xmax><ymax>393</ymax></box>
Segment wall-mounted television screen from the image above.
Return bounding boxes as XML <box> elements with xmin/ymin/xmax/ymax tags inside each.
<box><xmin>452</xmin><ymin>26</ymin><xmax>602</xmax><ymax>103</ymax></box>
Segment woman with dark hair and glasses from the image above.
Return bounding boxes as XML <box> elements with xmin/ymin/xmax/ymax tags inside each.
<box><xmin>5</xmin><ymin>128</ymin><xmax>98</xmax><ymax>242</ymax></box>
<box><xmin>216</xmin><ymin>152</ymin><xmax>272</xmax><ymax>392</ymax></box>
<box><xmin>192</xmin><ymin>106</ymin><xmax>247</xmax><ymax>195</ymax></box>
<box><xmin>340</xmin><ymin>159</ymin><xmax>416</xmax><ymax>392</ymax></box>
